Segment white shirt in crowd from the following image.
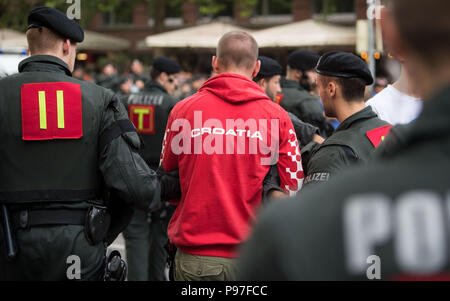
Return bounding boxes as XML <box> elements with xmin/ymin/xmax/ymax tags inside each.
<box><xmin>366</xmin><ymin>85</ymin><xmax>423</xmax><ymax>125</ymax></box>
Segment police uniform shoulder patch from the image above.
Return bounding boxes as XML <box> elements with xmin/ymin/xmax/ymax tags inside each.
<box><xmin>21</xmin><ymin>82</ymin><xmax>83</xmax><ymax>140</ymax></box>
<box><xmin>366</xmin><ymin>125</ymin><xmax>393</xmax><ymax>148</ymax></box>
<box><xmin>128</xmin><ymin>104</ymin><xmax>155</xmax><ymax>134</ymax></box>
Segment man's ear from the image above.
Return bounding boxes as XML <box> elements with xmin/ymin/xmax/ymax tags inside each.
<box><xmin>159</xmin><ymin>72</ymin><xmax>168</xmax><ymax>83</ymax></box>
<box><xmin>212</xmin><ymin>56</ymin><xmax>219</xmax><ymax>74</ymax></box>
<box><xmin>252</xmin><ymin>60</ymin><xmax>261</xmax><ymax>78</ymax></box>
<box><xmin>257</xmin><ymin>78</ymin><xmax>266</xmax><ymax>89</ymax></box>
<box><xmin>328</xmin><ymin>81</ymin><xmax>337</xmax><ymax>98</ymax></box>
<box><xmin>62</xmin><ymin>39</ymin><xmax>71</xmax><ymax>56</ymax></box>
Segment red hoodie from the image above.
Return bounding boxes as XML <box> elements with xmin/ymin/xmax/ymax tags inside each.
<box><xmin>161</xmin><ymin>73</ymin><xmax>303</xmax><ymax>258</ymax></box>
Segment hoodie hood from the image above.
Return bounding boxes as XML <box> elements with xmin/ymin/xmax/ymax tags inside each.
<box><xmin>198</xmin><ymin>73</ymin><xmax>271</xmax><ymax>104</ymax></box>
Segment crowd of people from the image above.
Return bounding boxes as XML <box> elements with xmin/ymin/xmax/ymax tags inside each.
<box><xmin>69</xmin><ymin>31</ymin><xmax>424</xmax><ymax>281</ymax></box>
<box><xmin>1</xmin><ymin>0</ymin><xmax>449</xmax><ymax>283</ymax></box>
<box><xmin>71</xmin><ymin>59</ymin><xmax>209</xmax><ymax>105</ymax></box>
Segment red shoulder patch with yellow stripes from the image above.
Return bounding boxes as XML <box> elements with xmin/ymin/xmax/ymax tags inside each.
<box><xmin>21</xmin><ymin>82</ymin><xmax>83</xmax><ymax>141</ymax></box>
<box><xmin>275</xmin><ymin>94</ymin><xmax>284</xmax><ymax>105</ymax></box>
<box><xmin>366</xmin><ymin>125</ymin><xmax>393</xmax><ymax>148</ymax></box>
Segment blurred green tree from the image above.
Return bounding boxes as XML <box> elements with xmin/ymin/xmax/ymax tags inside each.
<box><xmin>313</xmin><ymin>0</ymin><xmax>355</xmax><ymax>15</ymax></box>
<box><xmin>0</xmin><ymin>0</ymin><xmax>128</xmax><ymax>31</ymax></box>
<box><xmin>190</xmin><ymin>0</ymin><xmax>257</xmax><ymax>18</ymax></box>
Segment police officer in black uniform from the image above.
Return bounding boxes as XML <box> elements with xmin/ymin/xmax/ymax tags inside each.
<box><xmin>96</xmin><ymin>62</ymin><xmax>120</xmax><ymax>92</ymax></box>
<box><xmin>280</xmin><ymin>50</ymin><xmax>334</xmax><ymax>138</ymax></box>
<box><xmin>122</xmin><ymin>56</ymin><xmax>180</xmax><ymax>281</ymax></box>
<box><xmin>130</xmin><ymin>59</ymin><xmax>150</xmax><ymax>91</ymax></box>
<box><xmin>255</xmin><ymin>56</ymin><xmax>324</xmax><ymax>148</ymax></box>
<box><xmin>301</xmin><ymin>51</ymin><xmax>390</xmax><ymax>187</ymax></box>
<box><xmin>238</xmin><ymin>0</ymin><xmax>450</xmax><ymax>280</ymax></box>
<box><xmin>0</xmin><ymin>7</ymin><xmax>166</xmax><ymax>281</ymax></box>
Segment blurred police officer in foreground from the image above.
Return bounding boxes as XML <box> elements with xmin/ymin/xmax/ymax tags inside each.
<box><xmin>255</xmin><ymin>56</ymin><xmax>324</xmax><ymax>148</ymax></box>
<box><xmin>0</xmin><ymin>7</ymin><xmax>163</xmax><ymax>281</ymax></box>
<box><xmin>280</xmin><ymin>50</ymin><xmax>334</xmax><ymax>138</ymax></box>
<box><xmin>301</xmin><ymin>52</ymin><xmax>391</xmax><ymax>187</ymax></box>
<box><xmin>238</xmin><ymin>0</ymin><xmax>450</xmax><ymax>280</ymax></box>
<box><xmin>122</xmin><ymin>57</ymin><xmax>180</xmax><ymax>281</ymax></box>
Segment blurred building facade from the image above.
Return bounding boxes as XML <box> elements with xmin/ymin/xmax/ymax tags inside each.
<box><xmin>87</xmin><ymin>0</ymin><xmax>368</xmax><ymax>52</ymax></box>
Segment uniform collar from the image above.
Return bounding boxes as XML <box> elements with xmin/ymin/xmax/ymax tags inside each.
<box><xmin>145</xmin><ymin>80</ymin><xmax>168</xmax><ymax>94</ymax></box>
<box><xmin>336</xmin><ymin>106</ymin><xmax>377</xmax><ymax>132</ymax></box>
<box><xmin>280</xmin><ymin>77</ymin><xmax>310</xmax><ymax>93</ymax></box>
<box><xmin>280</xmin><ymin>77</ymin><xmax>299</xmax><ymax>89</ymax></box>
<box><xmin>18</xmin><ymin>55</ymin><xmax>72</xmax><ymax>77</ymax></box>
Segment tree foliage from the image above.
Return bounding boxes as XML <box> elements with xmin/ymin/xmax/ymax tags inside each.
<box><xmin>0</xmin><ymin>0</ymin><xmax>357</xmax><ymax>33</ymax></box>
<box><xmin>0</xmin><ymin>0</ymin><xmax>132</xmax><ymax>31</ymax></box>
<box><xmin>191</xmin><ymin>0</ymin><xmax>258</xmax><ymax>18</ymax></box>
<box><xmin>314</xmin><ymin>0</ymin><xmax>355</xmax><ymax>15</ymax></box>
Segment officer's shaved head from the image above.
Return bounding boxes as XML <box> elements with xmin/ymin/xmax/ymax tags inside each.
<box><xmin>26</xmin><ymin>27</ymin><xmax>78</xmax><ymax>72</ymax></box>
<box><xmin>26</xmin><ymin>27</ymin><xmax>65</xmax><ymax>55</ymax></box>
<box><xmin>216</xmin><ymin>31</ymin><xmax>258</xmax><ymax>70</ymax></box>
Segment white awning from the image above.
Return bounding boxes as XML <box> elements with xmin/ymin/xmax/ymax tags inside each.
<box><xmin>253</xmin><ymin>19</ymin><xmax>356</xmax><ymax>48</ymax></box>
<box><xmin>0</xmin><ymin>29</ymin><xmax>27</xmax><ymax>52</ymax></box>
<box><xmin>0</xmin><ymin>29</ymin><xmax>25</xmax><ymax>41</ymax></box>
<box><xmin>78</xmin><ymin>31</ymin><xmax>131</xmax><ymax>51</ymax></box>
<box><xmin>141</xmin><ymin>22</ymin><xmax>254</xmax><ymax>49</ymax></box>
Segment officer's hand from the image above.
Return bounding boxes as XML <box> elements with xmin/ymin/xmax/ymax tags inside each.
<box><xmin>157</xmin><ymin>167</ymin><xmax>182</xmax><ymax>201</ymax></box>
<box><xmin>313</xmin><ymin>134</ymin><xmax>325</xmax><ymax>144</ymax></box>
<box><xmin>267</xmin><ymin>190</ymin><xmax>288</xmax><ymax>200</ymax></box>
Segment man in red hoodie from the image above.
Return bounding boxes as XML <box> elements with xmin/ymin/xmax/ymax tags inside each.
<box><xmin>160</xmin><ymin>31</ymin><xmax>303</xmax><ymax>280</ymax></box>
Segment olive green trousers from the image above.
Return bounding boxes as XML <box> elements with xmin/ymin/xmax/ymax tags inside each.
<box><xmin>174</xmin><ymin>249</ymin><xmax>237</xmax><ymax>281</ymax></box>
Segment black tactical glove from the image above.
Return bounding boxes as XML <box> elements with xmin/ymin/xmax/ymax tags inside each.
<box><xmin>157</xmin><ymin>166</ymin><xmax>181</xmax><ymax>202</ymax></box>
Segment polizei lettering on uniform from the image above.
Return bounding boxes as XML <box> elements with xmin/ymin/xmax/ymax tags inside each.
<box><xmin>344</xmin><ymin>191</ymin><xmax>450</xmax><ymax>278</ymax></box>
<box><xmin>168</xmin><ymin>111</ymin><xmax>279</xmax><ymax>164</ymax></box>
<box><xmin>127</xmin><ymin>93</ymin><xmax>164</xmax><ymax>106</ymax></box>
<box><xmin>304</xmin><ymin>172</ymin><xmax>330</xmax><ymax>184</ymax></box>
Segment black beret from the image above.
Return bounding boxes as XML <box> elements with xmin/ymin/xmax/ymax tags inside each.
<box><xmin>119</xmin><ymin>76</ymin><xmax>132</xmax><ymax>86</ymax></box>
<box><xmin>257</xmin><ymin>56</ymin><xmax>282</xmax><ymax>78</ymax></box>
<box><xmin>152</xmin><ymin>56</ymin><xmax>181</xmax><ymax>75</ymax></box>
<box><xmin>27</xmin><ymin>6</ymin><xmax>84</xmax><ymax>43</ymax></box>
<box><xmin>287</xmin><ymin>50</ymin><xmax>320</xmax><ymax>71</ymax></box>
<box><xmin>316</xmin><ymin>51</ymin><xmax>374</xmax><ymax>85</ymax></box>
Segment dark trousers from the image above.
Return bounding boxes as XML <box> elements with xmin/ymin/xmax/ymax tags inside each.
<box><xmin>148</xmin><ymin>205</ymin><xmax>175</xmax><ymax>281</ymax></box>
<box><xmin>122</xmin><ymin>210</ymin><xmax>150</xmax><ymax>281</ymax></box>
<box><xmin>0</xmin><ymin>225</ymin><xmax>105</xmax><ymax>281</ymax></box>
<box><xmin>123</xmin><ymin>205</ymin><xmax>175</xmax><ymax>281</ymax></box>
